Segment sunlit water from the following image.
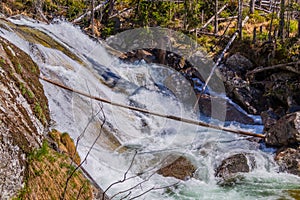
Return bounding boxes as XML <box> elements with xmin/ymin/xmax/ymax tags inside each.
<box><xmin>0</xmin><ymin>16</ymin><xmax>299</xmax><ymax>199</ymax></box>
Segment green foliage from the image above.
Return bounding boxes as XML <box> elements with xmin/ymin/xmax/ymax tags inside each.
<box><xmin>43</xmin><ymin>0</ymin><xmax>58</xmax><ymax>13</ymax></box>
<box><xmin>249</xmin><ymin>11</ymin><xmax>265</xmax><ymax>24</ymax></box>
<box><xmin>207</xmin><ymin>24</ymin><xmax>213</xmax><ymax>32</ymax></box>
<box><xmin>101</xmin><ymin>20</ymin><xmax>115</xmax><ymax>38</ymax></box>
<box><xmin>257</xmin><ymin>32</ymin><xmax>268</xmax><ymax>41</ymax></box>
<box><xmin>66</xmin><ymin>0</ymin><xmax>86</xmax><ymax>20</ymax></box>
<box><xmin>288</xmin><ymin>20</ymin><xmax>298</xmax><ymax>34</ymax></box>
<box><xmin>219</xmin><ymin>10</ymin><xmax>230</xmax><ymax>18</ymax></box>
<box><xmin>133</xmin><ymin>1</ymin><xmax>177</xmax><ymax>27</ymax></box>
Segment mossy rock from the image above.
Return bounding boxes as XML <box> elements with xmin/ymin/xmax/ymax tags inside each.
<box><xmin>49</xmin><ymin>130</ymin><xmax>81</xmax><ymax>165</ymax></box>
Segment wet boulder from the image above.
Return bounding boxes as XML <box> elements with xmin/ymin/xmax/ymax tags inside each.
<box><xmin>158</xmin><ymin>156</ymin><xmax>196</xmax><ymax>180</ymax></box>
<box><xmin>275</xmin><ymin>147</ymin><xmax>300</xmax><ymax>177</ymax></box>
<box><xmin>197</xmin><ymin>94</ymin><xmax>255</xmax><ymax>124</ymax></box>
<box><xmin>215</xmin><ymin>153</ymin><xmax>256</xmax><ymax>185</ymax></box>
<box><xmin>265</xmin><ymin>112</ymin><xmax>300</xmax><ymax>147</ymax></box>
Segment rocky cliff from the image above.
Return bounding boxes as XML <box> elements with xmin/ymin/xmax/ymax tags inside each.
<box><xmin>0</xmin><ymin>37</ymin><xmax>96</xmax><ymax>199</ymax></box>
<box><xmin>0</xmin><ymin>36</ymin><xmax>49</xmax><ymax>198</ymax></box>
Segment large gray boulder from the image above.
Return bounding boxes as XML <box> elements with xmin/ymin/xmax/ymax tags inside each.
<box><xmin>265</xmin><ymin>112</ymin><xmax>300</xmax><ymax>146</ymax></box>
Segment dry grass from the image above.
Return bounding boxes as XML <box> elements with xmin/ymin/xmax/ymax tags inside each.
<box><xmin>16</xmin><ymin>137</ymin><xmax>95</xmax><ymax>200</ymax></box>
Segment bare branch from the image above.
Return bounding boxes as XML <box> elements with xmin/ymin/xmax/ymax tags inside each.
<box><xmin>102</xmin><ymin>151</ymin><xmax>138</xmax><ymax>199</ymax></box>
<box><xmin>109</xmin><ymin>154</ymin><xmax>182</xmax><ymax>199</ymax></box>
<box><xmin>70</xmin><ymin>81</ymin><xmax>98</xmax><ymax>166</ymax></box>
<box><xmin>73</xmin><ymin>0</ymin><xmax>109</xmax><ymax>23</ymax></box>
<box><xmin>247</xmin><ymin>61</ymin><xmax>300</xmax><ymax>76</ymax></box>
<box><xmin>128</xmin><ymin>181</ymin><xmax>180</xmax><ymax>200</ymax></box>
<box><xmin>61</xmin><ymin>102</ymin><xmax>106</xmax><ymax>200</ymax></box>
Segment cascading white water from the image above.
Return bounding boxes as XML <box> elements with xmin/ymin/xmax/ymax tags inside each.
<box><xmin>1</xmin><ymin>16</ymin><xmax>299</xmax><ymax>199</ymax></box>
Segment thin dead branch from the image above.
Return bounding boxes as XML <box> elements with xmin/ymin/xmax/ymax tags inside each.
<box><xmin>102</xmin><ymin>151</ymin><xmax>138</xmax><ymax>199</ymax></box>
<box><xmin>73</xmin><ymin>0</ymin><xmax>109</xmax><ymax>23</ymax></box>
<box><xmin>128</xmin><ymin>181</ymin><xmax>180</xmax><ymax>200</ymax></box>
<box><xmin>61</xmin><ymin>102</ymin><xmax>107</xmax><ymax>200</ymax></box>
<box><xmin>247</xmin><ymin>61</ymin><xmax>300</xmax><ymax>75</ymax></box>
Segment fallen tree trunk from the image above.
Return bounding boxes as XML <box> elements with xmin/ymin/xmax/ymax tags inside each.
<box><xmin>39</xmin><ymin>75</ymin><xmax>265</xmax><ymax>139</ymax></box>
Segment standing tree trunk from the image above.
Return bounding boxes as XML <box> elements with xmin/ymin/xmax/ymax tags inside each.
<box><xmin>238</xmin><ymin>0</ymin><xmax>243</xmax><ymax>39</ymax></box>
<box><xmin>253</xmin><ymin>27</ymin><xmax>257</xmax><ymax>44</ymax></box>
<box><xmin>278</xmin><ymin>0</ymin><xmax>285</xmax><ymax>39</ymax></box>
<box><xmin>108</xmin><ymin>0</ymin><xmax>114</xmax><ymax>16</ymax></box>
<box><xmin>268</xmin><ymin>4</ymin><xmax>276</xmax><ymax>41</ymax></box>
<box><xmin>214</xmin><ymin>0</ymin><xmax>218</xmax><ymax>34</ymax></box>
<box><xmin>91</xmin><ymin>0</ymin><xmax>95</xmax><ymax>36</ymax></box>
<box><xmin>250</xmin><ymin>0</ymin><xmax>255</xmax><ymax>14</ymax></box>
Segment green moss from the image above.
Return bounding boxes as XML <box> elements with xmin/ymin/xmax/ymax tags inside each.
<box><xmin>16</xmin><ymin>63</ymin><xmax>22</xmax><ymax>73</ymax></box>
<box><xmin>19</xmin><ymin>82</ymin><xmax>35</xmax><ymax>99</ymax></box>
<box><xmin>28</xmin><ymin>140</ymin><xmax>49</xmax><ymax>162</ymax></box>
<box><xmin>34</xmin><ymin>102</ymin><xmax>47</xmax><ymax>124</ymax></box>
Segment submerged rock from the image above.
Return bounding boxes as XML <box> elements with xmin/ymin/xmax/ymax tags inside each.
<box><xmin>275</xmin><ymin>147</ymin><xmax>300</xmax><ymax>177</ymax></box>
<box><xmin>265</xmin><ymin>112</ymin><xmax>300</xmax><ymax>147</ymax></box>
<box><xmin>215</xmin><ymin>153</ymin><xmax>255</xmax><ymax>185</ymax></box>
<box><xmin>157</xmin><ymin>156</ymin><xmax>196</xmax><ymax>180</ymax></box>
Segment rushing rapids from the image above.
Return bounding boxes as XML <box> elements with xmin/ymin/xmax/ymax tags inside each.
<box><xmin>1</xmin><ymin>16</ymin><xmax>299</xmax><ymax>199</ymax></box>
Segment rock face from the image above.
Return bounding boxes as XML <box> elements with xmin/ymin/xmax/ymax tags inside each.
<box><xmin>215</xmin><ymin>153</ymin><xmax>255</xmax><ymax>185</ymax></box>
<box><xmin>265</xmin><ymin>112</ymin><xmax>300</xmax><ymax>147</ymax></box>
<box><xmin>158</xmin><ymin>156</ymin><xmax>196</xmax><ymax>180</ymax></box>
<box><xmin>275</xmin><ymin>147</ymin><xmax>300</xmax><ymax>176</ymax></box>
<box><xmin>0</xmin><ymin>38</ymin><xmax>49</xmax><ymax>198</ymax></box>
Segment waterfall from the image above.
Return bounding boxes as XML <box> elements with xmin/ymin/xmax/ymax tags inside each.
<box><xmin>0</xmin><ymin>16</ymin><xmax>299</xmax><ymax>199</ymax></box>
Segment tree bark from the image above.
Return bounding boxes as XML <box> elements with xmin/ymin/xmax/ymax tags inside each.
<box><xmin>214</xmin><ymin>0</ymin><xmax>218</xmax><ymax>34</ymax></box>
<box><xmin>238</xmin><ymin>0</ymin><xmax>243</xmax><ymax>39</ymax></box>
<box><xmin>250</xmin><ymin>0</ymin><xmax>255</xmax><ymax>14</ymax></box>
<box><xmin>253</xmin><ymin>27</ymin><xmax>257</xmax><ymax>44</ymax></box>
<box><xmin>91</xmin><ymin>0</ymin><xmax>95</xmax><ymax>36</ymax></box>
<box><xmin>278</xmin><ymin>0</ymin><xmax>285</xmax><ymax>39</ymax></box>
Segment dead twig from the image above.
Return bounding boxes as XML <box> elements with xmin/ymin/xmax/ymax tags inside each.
<box><xmin>247</xmin><ymin>61</ymin><xmax>300</xmax><ymax>76</ymax></box>
<box><xmin>102</xmin><ymin>151</ymin><xmax>138</xmax><ymax>199</ymax></box>
<box><xmin>61</xmin><ymin>102</ymin><xmax>106</xmax><ymax>200</ymax></box>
